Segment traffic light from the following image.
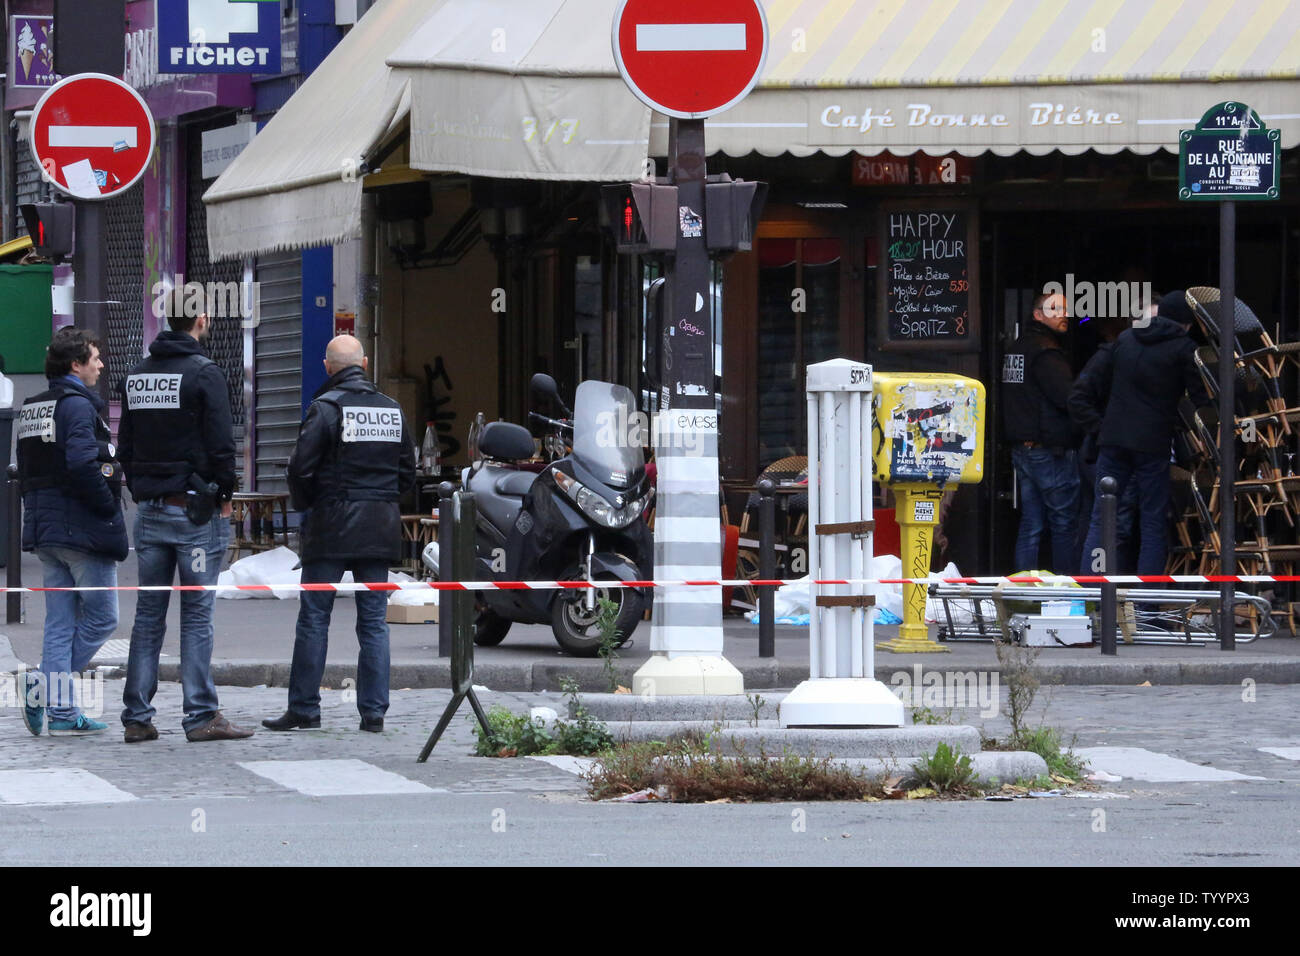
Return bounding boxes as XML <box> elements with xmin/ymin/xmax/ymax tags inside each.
<box><xmin>601</xmin><ymin>182</ymin><xmax>678</xmax><ymax>254</ymax></box>
<box><xmin>705</xmin><ymin>178</ymin><xmax>768</xmax><ymax>253</ymax></box>
<box><xmin>20</xmin><ymin>203</ymin><xmax>75</xmax><ymax>261</ymax></box>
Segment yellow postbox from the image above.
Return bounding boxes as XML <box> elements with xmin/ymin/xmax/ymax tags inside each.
<box><xmin>871</xmin><ymin>373</ymin><xmax>986</xmax><ymax>653</ymax></box>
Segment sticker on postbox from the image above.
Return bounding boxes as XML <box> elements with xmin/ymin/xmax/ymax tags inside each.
<box><xmin>872</xmin><ymin>372</ymin><xmax>986</xmax><ymax>486</ymax></box>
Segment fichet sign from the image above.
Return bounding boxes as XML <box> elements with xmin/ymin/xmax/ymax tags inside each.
<box><xmin>157</xmin><ymin>0</ymin><xmax>281</xmax><ymax>75</ymax></box>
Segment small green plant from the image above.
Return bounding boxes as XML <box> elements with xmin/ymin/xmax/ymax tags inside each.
<box><xmin>1013</xmin><ymin>725</ymin><xmax>1089</xmax><ymax>782</ymax></box>
<box><xmin>909</xmin><ymin>742</ymin><xmax>984</xmax><ymax>796</ymax></box>
<box><xmin>910</xmin><ymin>705</ymin><xmax>954</xmax><ymax>725</ymax></box>
<box><xmin>472</xmin><ymin>678</ymin><xmax>613</xmax><ymax>757</ymax></box>
<box><xmin>993</xmin><ymin>634</ymin><xmax>1042</xmax><ymax>743</ymax></box>
<box><xmin>595</xmin><ymin>596</ymin><xmax>623</xmax><ymax>692</ymax></box>
<box><xmin>745</xmin><ymin>692</ymin><xmax>766</xmax><ymax>727</ymax></box>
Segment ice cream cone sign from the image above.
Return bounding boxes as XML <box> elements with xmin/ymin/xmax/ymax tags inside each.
<box><xmin>17</xmin><ymin>23</ymin><xmax>35</xmax><ymax>82</ymax></box>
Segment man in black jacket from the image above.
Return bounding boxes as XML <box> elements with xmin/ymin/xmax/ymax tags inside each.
<box><xmin>119</xmin><ymin>311</ymin><xmax>253</xmax><ymax>743</ymax></box>
<box><xmin>1002</xmin><ymin>292</ymin><xmax>1080</xmax><ymax>572</ymax></box>
<box><xmin>265</xmin><ymin>335</ymin><xmax>415</xmax><ymax>733</ymax></box>
<box><xmin>16</xmin><ymin>328</ymin><xmax>126</xmax><ymax>736</ymax></box>
<box><xmin>1075</xmin><ymin>291</ymin><xmax>1213</xmax><ymax>574</ymax></box>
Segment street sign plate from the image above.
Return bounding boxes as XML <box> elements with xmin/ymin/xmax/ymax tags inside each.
<box><xmin>29</xmin><ymin>73</ymin><xmax>156</xmax><ymax>201</ymax></box>
<box><xmin>1179</xmin><ymin>101</ymin><xmax>1280</xmax><ymax>201</ymax></box>
<box><xmin>612</xmin><ymin>0</ymin><xmax>768</xmax><ymax>119</ymax></box>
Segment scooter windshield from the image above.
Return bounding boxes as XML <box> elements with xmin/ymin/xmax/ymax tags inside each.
<box><xmin>573</xmin><ymin>380</ymin><xmax>644</xmax><ymax>488</ymax></box>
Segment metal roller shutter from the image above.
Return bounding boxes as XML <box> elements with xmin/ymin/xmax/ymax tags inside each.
<box><xmin>252</xmin><ymin>251</ymin><xmax>303</xmax><ymax>494</ymax></box>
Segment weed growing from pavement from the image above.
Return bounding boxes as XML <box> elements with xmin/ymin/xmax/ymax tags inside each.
<box><xmin>909</xmin><ymin>742</ymin><xmax>986</xmax><ymax>796</ymax></box>
<box><xmin>582</xmin><ymin>736</ymin><xmax>890</xmax><ymax>803</ymax></box>
<box><xmin>982</xmin><ymin>633</ymin><xmax>1090</xmax><ymax>785</ymax></box>
<box><xmin>910</xmin><ymin>705</ymin><xmax>954</xmax><ymax>725</ymax></box>
<box><xmin>595</xmin><ymin>596</ymin><xmax>623</xmax><ymax>693</ymax></box>
<box><xmin>746</xmin><ymin>692</ymin><xmax>766</xmax><ymax>727</ymax></box>
<box><xmin>472</xmin><ymin>677</ymin><xmax>613</xmax><ymax>757</ymax></box>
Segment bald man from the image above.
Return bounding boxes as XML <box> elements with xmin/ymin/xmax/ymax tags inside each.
<box><xmin>265</xmin><ymin>336</ymin><xmax>416</xmax><ymax>733</ymax></box>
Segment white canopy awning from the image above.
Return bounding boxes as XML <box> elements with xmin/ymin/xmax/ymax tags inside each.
<box><xmin>206</xmin><ymin>0</ymin><xmax>1300</xmax><ymax>259</ymax></box>
<box><xmin>202</xmin><ymin>0</ymin><xmax>427</xmax><ymax>260</ymax></box>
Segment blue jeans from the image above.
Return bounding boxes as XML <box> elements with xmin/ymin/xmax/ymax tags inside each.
<box><xmin>289</xmin><ymin>559</ymin><xmax>390</xmax><ymax>721</ymax></box>
<box><xmin>121</xmin><ymin>501</ymin><xmax>230</xmax><ymax>733</ymax></box>
<box><xmin>1011</xmin><ymin>445</ymin><xmax>1081</xmax><ymax>573</ymax></box>
<box><xmin>1082</xmin><ymin>446</ymin><xmax>1172</xmax><ymax>575</ymax></box>
<box><xmin>35</xmin><ymin>546</ymin><xmax>118</xmax><ymax>722</ymax></box>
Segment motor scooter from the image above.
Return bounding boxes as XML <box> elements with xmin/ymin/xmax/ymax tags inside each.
<box><xmin>425</xmin><ymin>374</ymin><xmax>653</xmax><ymax>656</ymax></box>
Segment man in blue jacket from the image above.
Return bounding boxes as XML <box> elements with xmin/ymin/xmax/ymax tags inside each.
<box><xmin>15</xmin><ymin>328</ymin><xmax>127</xmax><ymax>736</ymax></box>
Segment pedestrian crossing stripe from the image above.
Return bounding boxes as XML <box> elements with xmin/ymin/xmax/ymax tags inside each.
<box><xmin>1074</xmin><ymin>747</ymin><xmax>1267</xmax><ymax>782</ymax></box>
<box><xmin>1258</xmin><ymin>746</ymin><xmax>1300</xmax><ymax>761</ymax></box>
<box><xmin>0</xmin><ymin>768</ymin><xmax>136</xmax><ymax>805</ymax></box>
<box><xmin>91</xmin><ymin>639</ymin><xmax>131</xmax><ymax>662</ymax></box>
<box><xmin>237</xmin><ymin>758</ymin><xmax>443</xmax><ymax>796</ymax></box>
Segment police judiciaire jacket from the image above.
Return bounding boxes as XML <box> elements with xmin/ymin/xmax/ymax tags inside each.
<box><xmin>117</xmin><ymin>331</ymin><xmax>237</xmax><ymax>503</ymax></box>
<box><xmin>289</xmin><ymin>365</ymin><xmax>416</xmax><ymax>564</ymax></box>
<box><xmin>17</xmin><ymin>374</ymin><xmax>128</xmax><ymax>560</ymax></box>
<box><xmin>1001</xmin><ymin>321</ymin><xmax>1079</xmax><ymax>451</ymax></box>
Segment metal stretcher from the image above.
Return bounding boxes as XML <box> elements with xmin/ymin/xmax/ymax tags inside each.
<box><xmin>927</xmin><ymin>583</ymin><xmax>1273</xmax><ymax>645</ymax></box>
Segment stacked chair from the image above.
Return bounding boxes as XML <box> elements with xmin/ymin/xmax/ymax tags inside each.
<box><xmin>1174</xmin><ymin>287</ymin><xmax>1300</xmax><ymax>632</ymax></box>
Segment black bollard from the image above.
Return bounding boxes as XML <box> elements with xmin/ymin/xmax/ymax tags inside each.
<box><xmin>757</xmin><ymin>478</ymin><xmax>775</xmax><ymax>658</ymax></box>
<box><xmin>6</xmin><ymin>465</ymin><xmax>20</xmax><ymax>625</ymax></box>
<box><xmin>437</xmin><ymin>481</ymin><xmax>456</xmax><ymax>658</ymax></box>
<box><xmin>1099</xmin><ymin>476</ymin><xmax>1118</xmax><ymax>656</ymax></box>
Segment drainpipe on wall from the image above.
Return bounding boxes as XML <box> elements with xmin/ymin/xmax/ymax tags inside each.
<box><xmin>357</xmin><ymin>191</ymin><xmax>378</xmax><ymax>378</ymax></box>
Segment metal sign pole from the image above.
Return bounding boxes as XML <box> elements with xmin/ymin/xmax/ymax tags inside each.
<box><xmin>1219</xmin><ymin>201</ymin><xmax>1236</xmax><ymax>651</ymax></box>
<box><xmin>633</xmin><ymin>117</ymin><xmax>742</xmax><ymax>696</ymax></box>
<box><xmin>72</xmin><ymin>201</ymin><xmax>109</xmax><ymax>399</ymax></box>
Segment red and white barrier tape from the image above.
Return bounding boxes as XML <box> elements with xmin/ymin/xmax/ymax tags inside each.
<box><xmin>0</xmin><ymin>574</ymin><xmax>1297</xmax><ymax>594</ymax></box>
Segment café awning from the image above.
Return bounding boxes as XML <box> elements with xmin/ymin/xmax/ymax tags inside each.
<box><xmin>202</xmin><ymin>0</ymin><xmax>428</xmax><ymax>260</ymax></box>
<box><xmin>206</xmin><ymin>0</ymin><xmax>1300</xmax><ymax>259</ymax></box>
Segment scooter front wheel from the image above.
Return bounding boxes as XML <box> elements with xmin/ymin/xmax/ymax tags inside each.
<box><xmin>550</xmin><ymin>571</ymin><xmax>641</xmax><ymax>657</ymax></box>
<box><xmin>474</xmin><ymin>604</ymin><xmax>513</xmax><ymax>646</ymax></box>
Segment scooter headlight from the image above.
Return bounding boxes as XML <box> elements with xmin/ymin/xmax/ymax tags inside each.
<box><xmin>554</xmin><ymin>470</ymin><xmax>646</xmax><ymax>528</ymax></box>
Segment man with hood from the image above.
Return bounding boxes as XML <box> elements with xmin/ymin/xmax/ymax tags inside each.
<box><xmin>1075</xmin><ymin>291</ymin><xmax>1213</xmax><ymax>574</ymax></box>
<box><xmin>264</xmin><ymin>335</ymin><xmax>415</xmax><ymax>734</ymax></box>
<box><xmin>1002</xmin><ymin>291</ymin><xmax>1080</xmax><ymax>573</ymax></box>
<box><xmin>118</xmin><ymin>310</ymin><xmax>253</xmax><ymax>743</ymax></box>
<box><xmin>15</xmin><ymin>327</ymin><xmax>127</xmax><ymax>736</ymax></box>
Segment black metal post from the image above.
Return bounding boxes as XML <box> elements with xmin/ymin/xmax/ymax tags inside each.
<box><xmin>72</xmin><ymin>202</ymin><xmax>109</xmax><ymax>400</ymax></box>
<box><xmin>419</xmin><ymin>490</ymin><xmax>492</xmax><ymax>761</ymax></box>
<box><xmin>1219</xmin><ymin>201</ymin><xmax>1237</xmax><ymax>651</ymax></box>
<box><xmin>758</xmin><ymin>477</ymin><xmax>775</xmax><ymax>658</ymax></box>
<box><xmin>437</xmin><ymin>481</ymin><xmax>455</xmax><ymax>658</ymax></box>
<box><xmin>1099</xmin><ymin>476</ymin><xmax>1117</xmax><ymax>656</ymax></box>
<box><xmin>6</xmin><ymin>465</ymin><xmax>21</xmax><ymax>625</ymax></box>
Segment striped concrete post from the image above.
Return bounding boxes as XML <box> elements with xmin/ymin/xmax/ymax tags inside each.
<box><xmin>632</xmin><ymin>412</ymin><xmax>742</xmax><ymax>695</ymax></box>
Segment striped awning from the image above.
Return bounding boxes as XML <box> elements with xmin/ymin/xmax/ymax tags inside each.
<box><xmin>204</xmin><ymin>0</ymin><xmax>1300</xmax><ymax>259</ymax></box>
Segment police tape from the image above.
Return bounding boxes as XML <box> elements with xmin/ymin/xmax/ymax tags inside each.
<box><xmin>1</xmin><ymin>574</ymin><xmax>1298</xmax><ymax>594</ymax></box>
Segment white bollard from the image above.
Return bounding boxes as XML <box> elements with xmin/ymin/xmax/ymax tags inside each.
<box><xmin>780</xmin><ymin>359</ymin><xmax>903</xmax><ymax>727</ymax></box>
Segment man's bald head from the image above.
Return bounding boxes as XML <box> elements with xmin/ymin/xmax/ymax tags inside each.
<box><xmin>324</xmin><ymin>335</ymin><xmax>366</xmax><ymax>375</ymax></box>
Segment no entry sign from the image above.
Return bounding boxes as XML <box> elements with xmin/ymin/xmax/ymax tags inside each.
<box><xmin>613</xmin><ymin>0</ymin><xmax>769</xmax><ymax>119</ymax></box>
<box><xmin>29</xmin><ymin>73</ymin><xmax>156</xmax><ymax>200</ymax></box>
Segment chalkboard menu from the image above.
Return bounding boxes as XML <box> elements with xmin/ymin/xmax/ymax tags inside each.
<box><xmin>884</xmin><ymin>210</ymin><xmax>972</xmax><ymax>345</ymax></box>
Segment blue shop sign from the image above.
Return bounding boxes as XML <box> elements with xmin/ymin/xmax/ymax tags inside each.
<box><xmin>157</xmin><ymin>0</ymin><xmax>281</xmax><ymax>74</ymax></box>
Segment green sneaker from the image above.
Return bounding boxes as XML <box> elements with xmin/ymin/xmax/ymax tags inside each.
<box><xmin>47</xmin><ymin>714</ymin><xmax>108</xmax><ymax>736</ymax></box>
<box><xmin>19</xmin><ymin>671</ymin><xmax>43</xmax><ymax>737</ymax></box>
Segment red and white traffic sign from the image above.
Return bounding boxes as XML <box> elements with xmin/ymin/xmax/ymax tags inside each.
<box><xmin>613</xmin><ymin>0</ymin><xmax>768</xmax><ymax>119</ymax></box>
<box><xmin>29</xmin><ymin>73</ymin><xmax>156</xmax><ymax>201</ymax></box>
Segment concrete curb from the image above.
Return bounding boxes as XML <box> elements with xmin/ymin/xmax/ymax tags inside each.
<box><xmin>92</xmin><ymin>655</ymin><xmax>1300</xmax><ymax>692</ymax></box>
<box><xmin>832</xmin><ymin>751</ymin><xmax>1049</xmax><ymax>786</ymax></box>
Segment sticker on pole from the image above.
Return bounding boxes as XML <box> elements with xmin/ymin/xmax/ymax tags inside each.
<box><xmin>913</xmin><ymin>500</ymin><xmax>936</xmax><ymax>523</ymax></box>
<box><xmin>29</xmin><ymin>73</ymin><xmax>156</xmax><ymax>200</ymax></box>
<box><xmin>612</xmin><ymin>0</ymin><xmax>769</xmax><ymax>119</ymax></box>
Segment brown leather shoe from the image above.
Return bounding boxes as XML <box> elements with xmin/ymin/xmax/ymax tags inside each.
<box><xmin>123</xmin><ymin>721</ymin><xmax>159</xmax><ymax>743</ymax></box>
<box><xmin>185</xmin><ymin>712</ymin><xmax>255</xmax><ymax>742</ymax></box>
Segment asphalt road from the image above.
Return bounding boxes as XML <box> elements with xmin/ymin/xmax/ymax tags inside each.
<box><xmin>0</xmin><ymin>680</ymin><xmax>1296</xmax><ymax>867</ymax></box>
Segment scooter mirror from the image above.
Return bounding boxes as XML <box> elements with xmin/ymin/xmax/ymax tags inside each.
<box><xmin>531</xmin><ymin>372</ymin><xmax>572</xmax><ymax>417</ymax></box>
<box><xmin>530</xmin><ymin>373</ymin><xmax>559</xmax><ymax>398</ymax></box>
